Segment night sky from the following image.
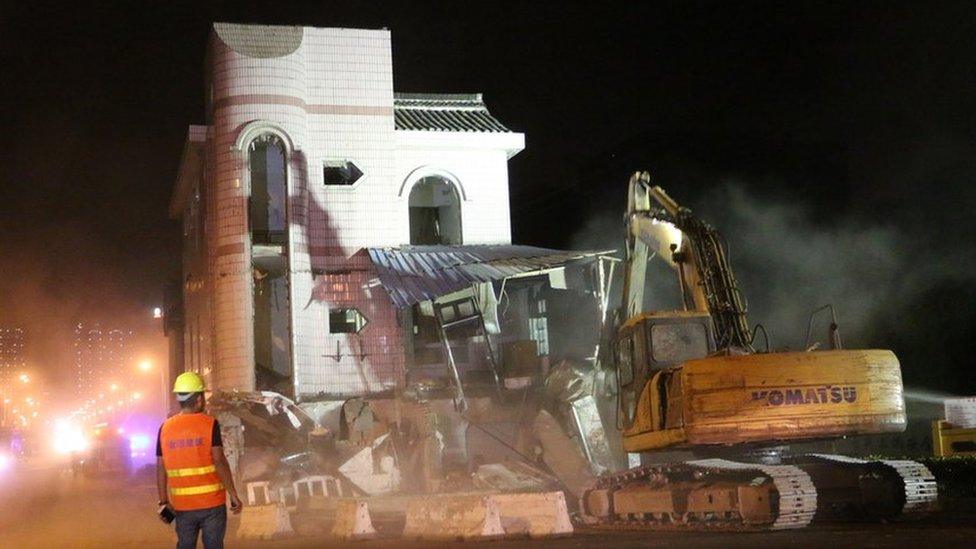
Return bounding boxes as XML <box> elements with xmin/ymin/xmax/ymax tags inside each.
<box><xmin>1</xmin><ymin>2</ymin><xmax>974</xmax><ymax>396</ymax></box>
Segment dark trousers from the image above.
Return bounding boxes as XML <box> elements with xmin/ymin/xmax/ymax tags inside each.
<box><xmin>175</xmin><ymin>505</ymin><xmax>227</xmax><ymax>549</ymax></box>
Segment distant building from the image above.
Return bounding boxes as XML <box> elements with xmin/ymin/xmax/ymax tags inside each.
<box><xmin>74</xmin><ymin>323</ymin><xmax>135</xmax><ymax>399</ymax></box>
<box><xmin>169</xmin><ymin>23</ymin><xmax>525</xmax><ymax>399</ymax></box>
<box><xmin>0</xmin><ymin>327</ymin><xmax>27</xmax><ymax>386</ymax></box>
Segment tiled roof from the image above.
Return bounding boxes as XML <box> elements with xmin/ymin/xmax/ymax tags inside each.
<box><xmin>394</xmin><ymin>93</ymin><xmax>512</xmax><ymax>133</ymax></box>
<box><xmin>367</xmin><ymin>245</ymin><xmax>612</xmax><ymax>309</ymax></box>
<box><xmin>213</xmin><ymin>22</ymin><xmax>304</xmax><ymax>58</ymax></box>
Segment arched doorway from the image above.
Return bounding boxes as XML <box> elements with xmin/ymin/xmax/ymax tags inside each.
<box><xmin>408</xmin><ymin>176</ymin><xmax>462</xmax><ymax>245</ymax></box>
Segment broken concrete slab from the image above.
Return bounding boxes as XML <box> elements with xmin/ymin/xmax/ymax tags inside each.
<box><xmin>534</xmin><ymin>409</ymin><xmax>596</xmax><ymax>498</ymax></box>
<box><xmin>338</xmin><ymin>433</ymin><xmax>400</xmax><ymax>495</ymax></box>
<box><xmin>472</xmin><ymin>460</ymin><xmax>560</xmax><ymax>493</ymax></box>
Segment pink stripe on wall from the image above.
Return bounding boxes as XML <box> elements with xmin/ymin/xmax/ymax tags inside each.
<box><xmin>215</xmin><ymin>242</ymin><xmax>245</xmax><ymax>256</ymax></box>
<box><xmin>214</xmin><ymin>94</ymin><xmax>392</xmax><ymax>116</ymax></box>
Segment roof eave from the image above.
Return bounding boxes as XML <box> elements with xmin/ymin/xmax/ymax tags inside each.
<box><xmin>395</xmin><ymin>130</ymin><xmax>525</xmax><ymax>159</ymax></box>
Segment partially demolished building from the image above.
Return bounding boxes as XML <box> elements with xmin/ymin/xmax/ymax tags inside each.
<box><xmin>168</xmin><ymin>23</ymin><xmax>620</xmax><ymax>531</ymax></box>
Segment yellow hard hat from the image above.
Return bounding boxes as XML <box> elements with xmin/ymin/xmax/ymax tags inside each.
<box><xmin>172</xmin><ymin>371</ymin><xmax>206</xmax><ymax>393</ymax></box>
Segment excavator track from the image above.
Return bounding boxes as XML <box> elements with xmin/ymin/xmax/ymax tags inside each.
<box><xmin>580</xmin><ymin>454</ymin><xmax>937</xmax><ymax>532</ymax></box>
<box><xmin>580</xmin><ymin>459</ymin><xmax>816</xmax><ymax>531</ymax></box>
<box><xmin>789</xmin><ymin>454</ymin><xmax>938</xmax><ymax>521</ymax></box>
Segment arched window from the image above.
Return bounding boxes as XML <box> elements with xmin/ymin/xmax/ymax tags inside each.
<box><xmin>246</xmin><ymin>133</ymin><xmax>292</xmax><ymax>396</ymax></box>
<box><xmin>248</xmin><ymin>134</ymin><xmax>288</xmax><ymax>245</ymax></box>
<box><xmin>408</xmin><ymin>176</ymin><xmax>462</xmax><ymax>245</ymax></box>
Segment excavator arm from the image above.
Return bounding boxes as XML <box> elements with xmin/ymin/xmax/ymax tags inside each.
<box><xmin>621</xmin><ymin>171</ymin><xmax>753</xmax><ymax>352</ymax></box>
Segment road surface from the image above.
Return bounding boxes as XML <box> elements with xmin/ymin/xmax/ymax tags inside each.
<box><xmin>2</xmin><ymin>456</ymin><xmax>974</xmax><ymax>548</ymax></box>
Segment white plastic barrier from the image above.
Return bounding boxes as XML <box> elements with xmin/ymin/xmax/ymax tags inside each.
<box><xmin>331</xmin><ymin>499</ymin><xmax>377</xmax><ymax>540</ymax></box>
<box><xmin>236</xmin><ymin>503</ymin><xmax>293</xmax><ymax>540</ymax></box>
<box><xmin>493</xmin><ymin>491</ymin><xmax>573</xmax><ymax>538</ymax></box>
<box><xmin>402</xmin><ymin>494</ymin><xmax>505</xmax><ymax>541</ymax></box>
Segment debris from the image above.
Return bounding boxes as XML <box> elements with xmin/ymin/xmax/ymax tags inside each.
<box><xmin>571</xmin><ymin>395</ymin><xmax>615</xmax><ymax>474</ymax></box>
<box><xmin>294</xmin><ymin>474</ymin><xmax>343</xmax><ymax>498</ymax></box>
<box><xmin>472</xmin><ymin>460</ymin><xmax>560</xmax><ymax>493</ymax></box>
<box><xmin>543</xmin><ymin>358</ymin><xmax>595</xmax><ymax>403</ymax></box>
<box><xmin>338</xmin><ymin>433</ymin><xmax>400</xmax><ymax>495</ymax></box>
<box><xmin>238</xmin><ymin>447</ymin><xmax>282</xmax><ymax>483</ymax></box>
<box><xmin>534</xmin><ymin>409</ymin><xmax>595</xmax><ymax>498</ymax></box>
<box><xmin>209</xmin><ymin>391</ymin><xmax>314</xmax><ymax>449</ymax></box>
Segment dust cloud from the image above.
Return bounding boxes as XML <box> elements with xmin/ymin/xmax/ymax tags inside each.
<box><xmin>0</xmin><ymin>222</ymin><xmax>169</xmax><ymax>407</ymax></box>
<box><xmin>569</xmin><ymin>179</ymin><xmax>975</xmax><ymax>353</ymax></box>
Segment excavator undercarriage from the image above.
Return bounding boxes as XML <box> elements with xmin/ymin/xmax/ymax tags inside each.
<box><xmin>581</xmin><ymin>454</ymin><xmax>937</xmax><ymax>531</ymax></box>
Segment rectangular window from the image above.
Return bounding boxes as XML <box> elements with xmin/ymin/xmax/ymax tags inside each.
<box><xmin>649</xmin><ymin>322</ymin><xmax>709</xmax><ymax>364</ymax></box>
<box><xmin>528</xmin><ymin>317</ymin><xmax>549</xmax><ymax>356</ymax></box>
<box><xmin>618</xmin><ymin>337</ymin><xmax>634</xmax><ymax>386</ymax></box>
<box><xmin>329</xmin><ymin>308</ymin><xmax>368</xmax><ymax>333</ymax></box>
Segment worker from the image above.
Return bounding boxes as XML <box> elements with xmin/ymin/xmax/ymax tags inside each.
<box><xmin>156</xmin><ymin>372</ymin><xmax>242</xmax><ymax>549</ymax></box>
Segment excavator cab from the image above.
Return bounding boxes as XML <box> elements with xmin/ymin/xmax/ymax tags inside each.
<box><xmin>615</xmin><ymin>311</ymin><xmax>713</xmax><ymax>427</ymax></box>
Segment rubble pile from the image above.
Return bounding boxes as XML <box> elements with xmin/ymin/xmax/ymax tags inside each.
<box><xmin>213</xmin><ymin>353</ymin><xmax>621</xmax><ymax>541</ymax></box>
<box><xmin>211</xmin><ymin>257</ymin><xmax>624</xmax><ymax>541</ymax></box>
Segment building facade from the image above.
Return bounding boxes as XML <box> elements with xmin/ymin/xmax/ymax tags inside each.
<box><xmin>0</xmin><ymin>327</ymin><xmax>27</xmax><ymax>387</ymax></box>
<box><xmin>170</xmin><ymin>23</ymin><xmax>524</xmax><ymax>401</ymax></box>
<box><xmin>73</xmin><ymin>323</ymin><xmax>135</xmax><ymax>399</ymax></box>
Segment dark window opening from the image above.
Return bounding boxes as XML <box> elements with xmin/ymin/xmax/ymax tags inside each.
<box><xmin>618</xmin><ymin>337</ymin><xmax>634</xmax><ymax>386</ymax></box>
<box><xmin>951</xmin><ymin>440</ymin><xmax>976</xmax><ymax>452</ymax></box>
<box><xmin>408</xmin><ymin>176</ymin><xmax>462</xmax><ymax>245</ymax></box>
<box><xmin>253</xmin><ymin>255</ymin><xmax>292</xmax><ymax>396</ymax></box>
<box><xmin>324</xmin><ymin>161</ymin><xmax>364</xmax><ymax>186</ymax></box>
<box><xmin>249</xmin><ymin>135</ymin><xmax>288</xmax><ymax>245</ymax></box>
<box><xmin>330</xmin><ymin>308</ymin><xmax>368</xmax><ymax>333</ymax></box>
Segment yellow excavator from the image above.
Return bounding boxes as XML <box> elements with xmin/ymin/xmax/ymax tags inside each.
<box><xmin>581</xmin><ymin>172</ymin><xmax>937</xmax><ymax>530</ymax></box>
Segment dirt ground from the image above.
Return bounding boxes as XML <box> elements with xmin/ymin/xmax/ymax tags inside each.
<box><xmin>2</xmin><ymin>457</ymin><xmax>974</xmax><ymax>548</ymax></box>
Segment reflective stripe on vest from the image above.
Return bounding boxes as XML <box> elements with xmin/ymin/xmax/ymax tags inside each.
<box><xmin>167</xmin><ymin>465</ymin><xmax>217</xmax><ymax>478</ymax></box>
<box><xmin>170</xmin><ymin>483</ymin><xmax>224</xmax><ymax>496</ymax></box>
<box><xmin>160</xmin><ymin>413</ymin><xmax>226</xmax><ymax>511</ymax></box>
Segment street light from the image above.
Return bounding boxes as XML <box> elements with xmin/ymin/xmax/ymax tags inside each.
<box><xmin>18</xmin><ymin>373</ymin><xmax>29</xmax><ymax>384</ymax></box>
<box><xmin>137</xmin><ymin>359</ymin><xmax>168</xmax><ymax>418</ymax></box>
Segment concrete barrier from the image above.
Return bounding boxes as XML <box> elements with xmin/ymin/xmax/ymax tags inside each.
<box><xmin>493</xmin><ymin>491</ymin><xmax>574</xmax><ymax>538</ymax></box>
<box><xmin>236</xmin><ymin>503</ymin><xmax>293</xmax><ymax>540</ymax></box>
<box><xmin>402</xmin><ymin>494</ymin><xmax>505</xmax><ymax>541</ymax></box>
<box><xmin>332</xmin><ymin>499</ymin><xmax>377</xmax><ymax>540</ymax></box>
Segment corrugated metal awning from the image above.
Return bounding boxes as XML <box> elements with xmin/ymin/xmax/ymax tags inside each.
<box><xmin>367</xmin><ymin>245</ymin><xmax>613</xmax><ymax>309</ymax></box>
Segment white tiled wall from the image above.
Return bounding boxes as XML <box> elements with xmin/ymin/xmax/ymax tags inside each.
<box><xmin>183</xmin><ymin>24</ymin><xmax>522</xmax><ymax>399</ymax></box>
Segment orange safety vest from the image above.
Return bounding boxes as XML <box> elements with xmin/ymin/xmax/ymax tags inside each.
<box><xmin>160</xmin><ymin>413</ymin><xmax>226</xmax><ymax>511</ymax></box>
